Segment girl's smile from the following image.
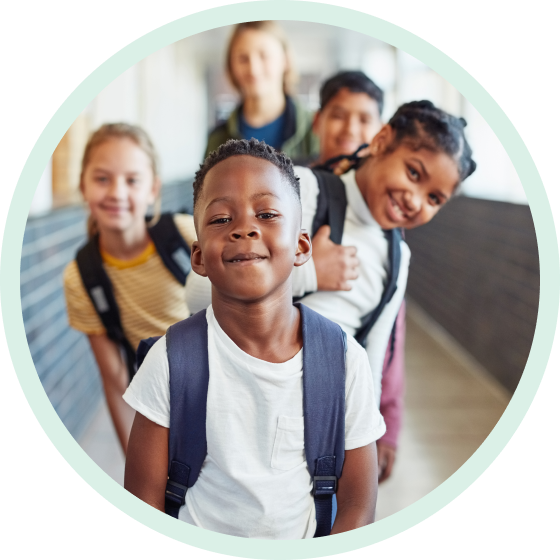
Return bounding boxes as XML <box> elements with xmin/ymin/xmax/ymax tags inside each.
<box><xmin>81</xmin><ymin>137</ymin><xmax>158</xmax><ymax>234</ymax></box>
<box><xmin>356</xmin><ymin>137</ymin><xmax>459</xmax><ymax>230</ymax></box>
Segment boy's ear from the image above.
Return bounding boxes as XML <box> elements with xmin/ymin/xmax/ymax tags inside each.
<box><xmin>191</xmin><ymin>241</ymin><xmax>208</xmax><ymax>277</ymax></box>
<box><xmin>294</xmin><ymin>230</ymin><xmax>312</xmax><ymax>267</ymax></box>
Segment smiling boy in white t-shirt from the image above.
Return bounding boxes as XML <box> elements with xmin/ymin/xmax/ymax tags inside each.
<box><xmin>123</xmin><ymin>139</ymin><xmax>385</xmax><ymax>539</ymax></box>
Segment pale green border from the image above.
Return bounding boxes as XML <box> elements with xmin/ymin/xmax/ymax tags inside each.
<box><xmin>2</xmin><ymin>2</ymin><xmax>557</xmax><ymax>558</ymax></box>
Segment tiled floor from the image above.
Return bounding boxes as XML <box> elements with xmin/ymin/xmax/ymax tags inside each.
<box><xmin>78</xmin><ymin>301</ymin><xmax>511</xmax><ymax>519</ymax></box>
<box><xmin>375</xmin><ymin>302</ymin><xmax>510</xmax><ymax>520</ymax></box>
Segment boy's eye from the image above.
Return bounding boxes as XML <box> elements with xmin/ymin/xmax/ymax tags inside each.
<box><xmin>428</xmin><ymin>193</ymin><xmax>441</xmax><ymax>205</ymax></box>
<box><xmin>94</xmin><ymin>176</ymin><xmax>108</xmax><ymax>183</ymax></box>
<box><xmin>210</xmin><ymin>217</ymin><xmax>231</xmax><ymax>225</ymax></box>
<box><xmin>127</xmin><ymin>178</ymin><xmax>138</xmax><ymax>185</ymax></box>
<box><xmin>257</xmin><ymin>212</ymin><xmax>277</xmax><ymax>220</ymax></box>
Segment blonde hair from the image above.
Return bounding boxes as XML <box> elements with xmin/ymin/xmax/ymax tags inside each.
<box><xmin>226</xmin><ymin>21</ymin><xmax>297</xmax><ymax>95</ymax></box>
<box><xmin>80</xmin><ymin>123</ymin><xmax>161</xmax><ymax>238</ymax></box>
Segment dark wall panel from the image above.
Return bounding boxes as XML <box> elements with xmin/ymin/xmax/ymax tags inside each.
<box><xmin>405</xmin><ymin>196</ymin><xmax>539</xmax><ymax>394</ymax></box>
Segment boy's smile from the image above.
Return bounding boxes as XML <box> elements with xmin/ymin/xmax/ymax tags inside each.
<box><xmin>191</xmin><ymin>155</ymin><xmax>311</xmax><ymax>303</ymax></box>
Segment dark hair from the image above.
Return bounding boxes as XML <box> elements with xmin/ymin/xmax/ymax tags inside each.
<box><xmin>319</xmin><ymin>71</ymin><xmax>384</xmax><ymax>116</ymax></box>
<box><xmin>193</xmin><ymin>138</ymin><xmax>300</xmax><ymax>211</ymax></box>
<box><xmin>386</xmin><ymin>100</ymin><xmax>476</xmax><ymax>182</ymax></box>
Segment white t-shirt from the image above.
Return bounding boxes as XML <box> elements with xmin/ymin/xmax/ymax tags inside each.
<box><xmin>294</xmin><ymin>167</ymin><xmax>411</xmax><ymax>402</ymax></box>
<box><xmin>124</xmin><ymin>305</ymin><xmax>385</xmax><ymax>540</ymax></box>
<box><xmin>185</xmin><ymin>168</ymin><xmax>410</xmax><ymax>401</ymax></box>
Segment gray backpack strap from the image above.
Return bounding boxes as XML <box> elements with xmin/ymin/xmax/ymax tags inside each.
<box><xmin>297</xmin><ymin>303</ymin><xmax>347</xmax><ymax>537</ymax></box>
<box><xmin>76</xmin><ymin>235</ymin><xmax>137</xmax><ymax>380</ymax></box>
<box><xmin>148</xmin><ymin>213</ymin><xmax>191</xmax><ymax>284</ymax></box>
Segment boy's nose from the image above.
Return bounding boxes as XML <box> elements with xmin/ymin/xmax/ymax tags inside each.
<box><xmin>230</xmin><ymin>220</ymin><xmax>261</xmax><ymax>240</ymax></box>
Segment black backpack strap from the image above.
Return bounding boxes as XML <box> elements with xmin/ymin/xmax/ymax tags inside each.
<box><xmin>355</xmin><ymin>229</ymin><xmax>403</xmax><ymax>347</ymax></box>
<box><xmin>310</xmin><ymin>169</ymin><xmax>348</xmax><ymax>244</ymax></box>
<box><xmin>148</xmin><ymin>213</ymin><xmax>191</xmax><ymax>285</ymax></box>
<box><xmin>297</xmin><ymin>303</ymin><xmax>346</xmax><ymax>538</ymax></box>
<box><xmin>76</xmin><ymin>236</ymin><xmax>137</xmax><ymax>380</ymax></box>
<box><xmin>165</xmin><ymin>309</ymin><xmax>209</xmax><ymax>518</ymax></box>
<box><xmin>313</xmin><ymin>143</ymin><xmax>369</xmax><ymax>174</ymax></box>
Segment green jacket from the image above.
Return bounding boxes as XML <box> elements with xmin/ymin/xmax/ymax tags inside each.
<box><xmin>205</xmin><ymin>96</ymin><xmax>319</xmax><ymax>161</ymax></box>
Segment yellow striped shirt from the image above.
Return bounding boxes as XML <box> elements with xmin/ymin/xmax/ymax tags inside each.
<box><xmin>63</xmin><ymin>214</ymin><xmax>197</xmax><ymax>350</ymax></box>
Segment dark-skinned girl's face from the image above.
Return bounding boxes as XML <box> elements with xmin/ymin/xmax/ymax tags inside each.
<box><xmin>356</xmin><ymin>125</ymin><xmax>459</xmax><ymax>230</ymax></box>
<box><xmin>191</xmin><ymin>156</ymin><xmax>311</xmax><ymax>303</ymax></box>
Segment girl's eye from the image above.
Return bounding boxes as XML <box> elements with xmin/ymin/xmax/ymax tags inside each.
<box><xmin>94</xmin><ymin>176</ymin><xmax>108</xmax><ymax>183</ymax></box>
<box><xmin>408</xmin><ymin>166</ymin><xmax>420</xmax><ymax>180</ymax></box>
<box><xmin>127</xmin><ymin>178</ymin><xmax>138</xmax><ymax>186</ymax></box>
<box><xmin>428</xmin><ymin>193</ymin><xmax>441</xmax><ymax>205</ymax></box>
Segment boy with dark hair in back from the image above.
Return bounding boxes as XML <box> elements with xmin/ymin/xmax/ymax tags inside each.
<box><xmin>313</xmin><ymin>70</ymin><xmax>384</xmax><ymax>166</ymax></box>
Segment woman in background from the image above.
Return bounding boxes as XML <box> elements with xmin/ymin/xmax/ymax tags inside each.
<box><xmin>205</xmin><ymin>21</ymin><xmax>318</xmax><ymax>160</ymax></box>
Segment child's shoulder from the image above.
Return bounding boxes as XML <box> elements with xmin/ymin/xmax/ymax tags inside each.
<box><xmin>63</xmin><ymin>259</ymin><xmax>82</xmax><ymax>291</ymax></box>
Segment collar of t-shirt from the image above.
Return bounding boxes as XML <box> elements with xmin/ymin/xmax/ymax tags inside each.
<box><xmin>207</xmin><ymin>304</ymin><xmax>303</xmax><ymax>377</ymax></box>
<box><xmin>340</xmin><ymin>169</ymin><xmax>380</xmax><ymax>228</ymax></box>
<box><xmin>100</xmin><ymin>241</ymin><xmax>156</xmax><ymax>269</ymax></box>
<box><xmin>238</xmin><ymin>108</ymin><xmax>286</xmax><ymax>150</ymax></box>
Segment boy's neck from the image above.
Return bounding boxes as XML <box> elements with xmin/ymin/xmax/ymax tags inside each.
<box><xmin>242</xmin><ymin>92</ymin><xmax>286</xmax><ymax>129</ymax></box>
<box><xmin>98</xmin><ymin>222</ymin><xmax>151</xmax><ymax>261</ymax></box>
<box><xmin>211</xmin><ymin>283</ymin><xmax>302</xmax><ymax>364</ymax></box>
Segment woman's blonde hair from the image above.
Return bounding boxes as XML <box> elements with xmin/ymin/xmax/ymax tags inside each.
<box><xmin>80</xmin><ymin>123</ymin><xmax>161</xmax><ymax>238</ymax></box>
<box><xmin>226</xmin><ymin>21</ymin><xmax>298</xmax><ymax>95</ymax></box>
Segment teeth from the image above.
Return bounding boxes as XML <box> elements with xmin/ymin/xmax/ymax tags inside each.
<box><xmin>391</xmin><ymin>199</ymin><xmax>404</xmax><ymax>217</ymax></box>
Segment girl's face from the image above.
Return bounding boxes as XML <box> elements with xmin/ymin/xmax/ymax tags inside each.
<box><xmin>229</xmin><ymin>29</ymin><xmax>287</xmax><ymax>99</ymax></box>
<box><xmin>356</xmin><ymin>127</ymin><xmax>459</xmax><ymax>230</ymax></box>
<box><xmin>81</xmin><ymin>137</ymin><xmax>159</xmax><ymax>234</ymax></box>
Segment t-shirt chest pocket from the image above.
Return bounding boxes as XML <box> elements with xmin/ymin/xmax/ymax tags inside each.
<box><xmin>271</xmin><ymin>415</ymin><xmax>305</xmax><ymax>471</ymax></box>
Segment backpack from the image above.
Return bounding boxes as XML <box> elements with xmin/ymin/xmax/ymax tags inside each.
<box><xmin>136</xmin><ymin>303</ymin><xmax>347</xmax><ymax>538</ymax></box>
<box><xmin>76</xmin><ymin>213</ymin><xmax>192</xmax><ymax>380</ymax></box>
<box><xmin>307</xmin><ymin>168</ymin><xmax>403</xmax><ymax>348</ymax></box>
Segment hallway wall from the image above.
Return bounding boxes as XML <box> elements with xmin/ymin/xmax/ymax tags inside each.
<box><xmin>405</xmin><ymin>196</ymin><xmax>539</xmax><ymax>394</ymax></box>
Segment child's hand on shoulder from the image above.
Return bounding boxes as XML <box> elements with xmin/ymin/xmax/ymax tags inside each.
<box><xmin>313</xmin><ymin>225</ymin><xmax>360</xmax><ymax>292</ymax></box>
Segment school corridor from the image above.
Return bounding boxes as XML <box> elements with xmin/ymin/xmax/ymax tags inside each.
<box><xmin>78</xmin><ymin>299</ymin><xmax>510</xmax><ymax>519</ymax></box>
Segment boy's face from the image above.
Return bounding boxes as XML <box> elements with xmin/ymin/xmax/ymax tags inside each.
<box><xmin>192</xmin><ymin>156</ymin><xmax>311</xmax><ymax>303</ymax></box>
<box><xmin>356</xmin><ymin>127</ymin><xmax>459</xmax><ymax>230</ymax></box>
<box><xmin>313</xmin><ymin>88</ymin><xmax>382</xmax><ymax>164</ymax></box>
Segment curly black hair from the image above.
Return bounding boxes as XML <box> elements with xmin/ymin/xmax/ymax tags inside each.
<box><xmin>193</xmin><ymin>138</ymin><xmax>301</xmax><ymax>211</ymax></box>
<box><xmin>386</xmin><ymin>100</ymin><xmax>476</xmax><ymax>183</ymax></box>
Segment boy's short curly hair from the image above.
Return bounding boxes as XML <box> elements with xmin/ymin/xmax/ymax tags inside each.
<box><xmin>193</xmin><ymin>138</ymin><xmax>301</xmax><ymax>211</ymax></box>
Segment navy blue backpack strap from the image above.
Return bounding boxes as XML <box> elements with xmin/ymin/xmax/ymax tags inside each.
<box><xmin>76</xmin><ymin>235</ymin><xmax>137</xmax><ymax>380</ymax></box>
<box><xmin>164</xmin><ymin>309</ymin><xmax>209</xmax><ymax>518</ymax></box>
<box><xmin>136</xmin><ymin>336</ymin><xmax>162</xmax><ymax>369</ymax></box>
<box><xmin>355</xmin><ymin>228</ymin><xmax>402</xmax><ymax>347</ymax></box>
<box><xmin>297</xmin><ymin>303</ymin><xmax>346</xmax><ymax>538</ymax></box>
<box><xmin>148</xmin><ymin>213</ymin><xmax>192</xmax><ymax>285</ymax></box>
<box><xmin>310</xmin><ymin>169</ymin><xmax>348</xmax><ymax>244</ymax></box>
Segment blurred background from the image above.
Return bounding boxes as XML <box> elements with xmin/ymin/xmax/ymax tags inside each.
<box><xmin>22</xmin><ymin>22</ymin><xmax>537</xmax><ymax>520</ymax></box>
